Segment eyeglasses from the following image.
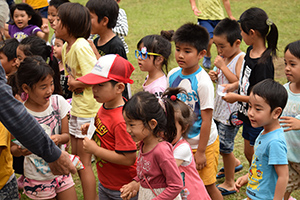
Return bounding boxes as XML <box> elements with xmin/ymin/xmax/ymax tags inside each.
<box><xmin>135</xmin><ymin>47</ymin><xmax>163</xmax><ymax>60</ymax></box>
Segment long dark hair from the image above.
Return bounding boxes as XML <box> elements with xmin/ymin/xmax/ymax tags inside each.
<box><xmin>10</xmin><ymin>3</ymin><xmax>42</xmax><ymax>27</ymax></box>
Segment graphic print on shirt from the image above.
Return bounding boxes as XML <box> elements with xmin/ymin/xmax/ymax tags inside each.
<box><xmin>92</xmin><ymin>116</ymin><xmax>107</xmax><ymax>167</ymax></box>
<box><xmin>238</xmin><ymin>64</ymin><xmax>252</xmax><ymax>117</ymax></box>
<box><xmin>136</xmin><ymin>156</ymin><xmax>151</xmax><ymax>182</ymax></box>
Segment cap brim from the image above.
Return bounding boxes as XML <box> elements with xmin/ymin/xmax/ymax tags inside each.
<box><xmin>77</xmin><ymin>73</ymin><xmax>110</xmax><ymax>85</ymax></box>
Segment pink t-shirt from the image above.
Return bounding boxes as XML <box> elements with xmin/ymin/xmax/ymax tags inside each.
<box><xmin>134</xmin><ymin>141</ymin><xmax>183</xmax><ymax>199</ymax></box>
<box><xmin>173</xmin><ymin>138</ymin><xmax>211</xmax><ymax>200</ymax></box>
<box><xmin>143</xmin><ymin>75</ymin><xmax>167</xmax><ymax>98</ymax></box>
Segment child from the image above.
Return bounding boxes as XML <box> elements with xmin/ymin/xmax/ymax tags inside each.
<box><xmin>77</xmin><ymin>54</ymin><xmax>138</xmax><ymax>199</ymax></box>
<box><xmin>167</xmin><ymin>23</ymin><xmax>222</xmax><ymax>200</ymax></box>
<box><xmin>12</xmin><ymin>56</ymin><xmax>77</xmax><ymax>200</ymax></box>
<box><xmin>113</xmin><ymin>0</ymin><xmax>129</xmax><ymax>54</ymax></box>
<box><xmin>16</xmin><ymin>36</ymin><xmax>62</xmax><ymax>96</ymax></box>
<box><xmin>47</xmin><ymin>0</ymin><xmax>69</xmax><ymax>46</ymax></box>
<box><xmin>0</xmin><ymin>39</ymin><xmax>21</xmax><ymax>199</ymax></box>
<box><xmin>86</xmin><ymin>0</ymin><xmax>131</xmax><ymax>100</ymax></box>
<box><xmin>189</xmin><ymin>0</ymin><xmax>235</xmax><ymax>69</ymax></box>
<box><xmin>120</xmin><ymin>90</ymin><xmax>183</xmax><ymax>200</ymax></box>
<box><xmin>54</xmin><ymin>3</ymin><xmax>100</xmax><ymax>200</ymax></box>
<box><xmin>235</xmin><ymin>79</ymin><xmax>289</xmax><ymax>200</ymax></box>
<box><xmin>5</xmin><ymin>3</ymin><xmax>49</xmax><ymax>42</ymax></box>
<box><xmin>53</xmin><ymin>37</ymin><xmax>72</xmax><ymax>100</ymax></box>
<box><xmin>280</xmin><ymin>40</ymin><xmax>300</xmax><ymax>200</ymax></box>
<box><xmin>0</xmin><ymin>38</ymin><xmax>19</xmax><ymax>76</ymax></box>
<box><xmin>136</xmin><ymin>34</ymin><xmax>171</xmax><ymax>98</ymax></box>
<box><xmin>223</xmin><ymin>7</ymin><xmax>278</xmax><ymax>174</ymax></box>
<box><xmin>208</xmin><ymin>18</ymin><xmax>245</xmax><ymax>195</ymax></box>
<box><xmin>164</xmin><ymin>87</ymin><xmax>211</xmax><ymax>200</ymax></box>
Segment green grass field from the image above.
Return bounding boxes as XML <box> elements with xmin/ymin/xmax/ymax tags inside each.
<box><xmin>18</xmin><ymin>0</ymin><xmax>300</xmax><ymax>199</ymax></box>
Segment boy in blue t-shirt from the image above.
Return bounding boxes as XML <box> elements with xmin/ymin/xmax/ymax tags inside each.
<box><xmin>235</xmin><ymin>79</ymin><xmax>289</xmax><ymax>200</ymax></box>
<box><xmin>167</xmin><ymin>23</ymin><xmax>222</xmax><ymax>200</ymax></box>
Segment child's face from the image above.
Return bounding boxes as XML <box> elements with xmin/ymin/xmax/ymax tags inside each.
<box><xmin>54</xmin><ymin>17</ymin><xmax>68</xmax><ymax>41</ymax></box>
<box><xmin>213</xmin><ymin>35</ymin><xmax>240</xmax><ymax>59</ymax></box>
<box><xmin>53</xmin><ymin>38</ymin><xmax>64</xmax><ymax>60</ymax></box>
<box><xmin>48</xmin><ymin>5</ymin><xmax>58</xmax><ymax>29</ymax></box>
<box><xmin>248</xmin><ymin>93</ymin><xmax>273</xmax><ymax>128</ymax></box>
<box><xmin>240</xmin><ymin>27</ymin><xmax>252</xmax><ymax>46</ymax></box>
<box><xmin>284</xmin><ymin>49</ymin><xmax>300</xmax><ymax>83</ymax></box>
<box><xmin>137</xmin><ymin>44</ymin><xmax>156</xmax><ymax>72</ymax></box>
<box><xmin>90</xmin><ymin>12</ymin><xmax>102</xmax><ymax>35</ymax></box>
<box><xmin>123</xmin><ymin>114</ymin><xmax>152</xmax><ymax>142</ymax></box>
<box><xmin>24</xmin><ymin>74</ymin><xmax>54</xmax><ymax>107</ymax></box>
<box><xmin>16</xmin><ymin>46</ymin><xmax>26</xmax><ymax>65</ymax></box>
<box><xmin>92</xmin><ymin>81</ymin><xmax>119</xmax><ymax>104</ymax></box>
<box><xmin>175</xmin><ymin>43</ymin><xmax>205</xmax><ymax>74</ymax></box>
<box><xmin>13</xmin><ymin>9</ymin><xmax>31</xmax><ymax>30</ymax></box>
<box><xmin>0</xmin><ymin>52</ymin><xmax>18</xmax><ymax>75</ymax></box>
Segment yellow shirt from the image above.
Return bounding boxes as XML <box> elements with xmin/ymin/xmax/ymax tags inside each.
<box><xmin>62</xmin><ymin>38</ymin><xmax>100</xmax><ymax>118</ymax></box>
<box><xmin>0</xmin><ymin>123</ymin><xmax>14</xmax><ymax>190</ymax></box>
<box><xmin>197</xmin><ymin>0</ymin><xmax>225</xmax><ymax>20</ymax></box>
<box><xmin>25</xmin><ymin>0</ymin><xmax>48</xmax><ymax>10</ymax></box>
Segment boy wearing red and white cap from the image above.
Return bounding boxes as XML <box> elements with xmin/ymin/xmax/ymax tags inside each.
<box><xmin>78</xmin><ymin>54</ymin><xmax>137</xmax><ymax>199</ymax></box>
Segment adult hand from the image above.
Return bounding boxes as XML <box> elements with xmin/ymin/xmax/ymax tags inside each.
<box><xmin>48</xmin><ymin>151</ymin><xmax>76</xmax><ymax>175</ymax></box>
<box><xmin>280</xmin><ymin>116</ymin><xmax>300</xmax><ymax>132</ymax></box>
<box><xmin>194</xmin><ymin>151</ymin><xmax>206</xmax><ymax>170</ymax></box>
<box><xmin>192</xmin><ymin>6</ymin><xmax>201</xmax><ymax>16</ymax></box>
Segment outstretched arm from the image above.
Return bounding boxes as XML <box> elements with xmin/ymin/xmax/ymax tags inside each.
<box><xmin>189</xmin><ymin>0</ymin><xmax>201</xmax><ymax>16</ymax></box>
<box><xmin>222</xmin><ymin>0</ymin><xmax>235</xmax><ymax>20</ymax></box>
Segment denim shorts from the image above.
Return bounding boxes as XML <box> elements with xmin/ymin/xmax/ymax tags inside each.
<box><xmin>36</xmin><ymin>6</ymin><xmax>48</xmax><ymax>18</ymax></box>
<box><xmin>242</xmin><ymin>122</ymin><xmax>263</xmax><ymax>146</ymax></box>
<box><xmin>215</xmin><ymin>120</ymin><xmax>240</xmax><ymax>154</ymax></box>
<box><xmin>98</xmin><ymin>181</ymin><xmax>138</xmax><ymax>200</ymax></box>
<box><xmin>197</xmin><ymin>19</ymin><xmax>221</xmax><ymax>38</ymax></box>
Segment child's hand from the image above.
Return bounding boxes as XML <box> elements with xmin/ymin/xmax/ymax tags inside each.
<box><xmin>50</xmin><ymin>135</ymin><xmax>61</xmax><ymax>145</ymax></box>
<box><xmin>280</xmin><ymin>116</ymin><xmax>300</xmax><ymax>131</ymax></box>
<box><xmin>41</xmin><ymin>24</ymin><xmax>49</xmax><ymax>34</ymax></box>
<box><xmin>222</xmin><ymin>92</ymin><xmax>238</xmax><ymax>103</ymax></box>
<box><xmin>214</xmin><ymin>55</ymin><xmax>226</xmax><ymax>70</ymax></box>
<box><xmin>120</xmin><ymin>181</ymin><xmax>139</xmax><ymax>200</ymax></box>
<box><xmin>234</xmin><ymin>173</ymin><xmax>248</xmax><ymax>192</ymax></box>
<box><xmin>208</xmin><ymin>70</ymin><xmax>218</xmax><ymax>82</ymax></box>
<box><xmin>88</xmin><ymin>40</ymin><xmax>101</xmax><ymax>60</ymax></box>
<box><xmin>194</xmin><ymin>151</ymin><xmax>206</xmax><ymax>170</ymax></box>
<box><xmin>67</xmin><ymin>76</ymin><xmax>83</xmax><ymax>92</ymax></box>
<box><xmin>83</xmin><ymin>137</ymin><xmax>98</xmax><ymax>154</ymax></box>
<box><xmin>81</xmin><ymin>123</ymin><xmax>90</xmax><ymax>135</ymax></box>
<box><xmin>222</xmin><ymin>82</ymin><xmax>238</xmax><ymax>93</ymax></box>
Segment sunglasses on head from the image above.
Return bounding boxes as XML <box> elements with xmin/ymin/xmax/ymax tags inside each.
<box><xmin>135</xmin><ymin>47</ymin><xmax>163</xmax><ymax>60</ymax></box>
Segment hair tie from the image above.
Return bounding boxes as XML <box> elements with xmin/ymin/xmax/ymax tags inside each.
<box><xmin>170</xmin><ymin>95</ymin><xmax>177</xmax><ymax>101</ymax></box>
<box><xmin>158</xmin><ymin>98</ymin><xmax>166</xmax><ymax>113</ymax></box>
<box><xmin>266</xmin><ymin>18</ymin><xmax>273</xmax><ymax>37</ymax></box>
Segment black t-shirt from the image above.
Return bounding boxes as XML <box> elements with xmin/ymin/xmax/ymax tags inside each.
<box><xmin>60</xmin><ymin>70</ymin><xmax>73</xmax><ymax>99</ymax></box>
<box><xmin>237</xmin><ymin>46</ymin><xmax>274</xmax><ymax>123</ymax></box>
<box><xmin>93</xmin><ymin>35</ymin><xmax>127</xmax><ymax>60</ymax></box>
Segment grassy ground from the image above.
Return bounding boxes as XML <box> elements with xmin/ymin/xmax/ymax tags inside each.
<box><xmin>17</xmin><ymin>0</ymin><xmax>300</xmax><ymax>199</ymax></box>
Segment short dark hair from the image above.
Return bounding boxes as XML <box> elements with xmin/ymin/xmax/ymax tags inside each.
<box><xmin>285</xmin><ymin>40</ymin><xmax>300</xmax><ymax>59</ymax></box>
<box><xmin>10</xmin><ymin>3</ymin><xmax>42</xmax><ymax>27</ymax></box>
<box><xmin>251</xmin><ymin>79</ymin><xmax>287</xmax><ymax>116</ymax></box>
<box><xmin>173</xmin><ymin>23</ymin><xmax>209</xmax><ymax>53</ymax></box>
<box><xmin>213</xmin><ymin>18</ymin><xmax>242</xmax><ymax>46</ymax></box>
<box><xmin>49</xmin><ymin>0</ymin><xmax>70</xmax><ymax>9</ymax></box>
<box><xmin>58</xmin><ymin>2</ymin><xmax>91</xmax><ymax>39</ymax></box>
<box><xmin>86</xmin><ymin>0</ymin><xmax>119</xmax><ymax>29</ymax></box>
<box><xmin>0</xmin><ymin>38</ymin><xmax>19</xmax><ymax>61</ymax></box>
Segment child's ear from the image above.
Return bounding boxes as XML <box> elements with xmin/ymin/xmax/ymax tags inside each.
<box><xmin>102</xmin><ymin>16</ymin><xmax>109</xmax><ymax>27</ymax></box>
<box><xmin>28</xmin><ymin>15</ymin><xmax>32</xmax><ymax>21</ymax></box>
<box><xmin>148</xmin><ymin>119</ymin><xmax>158</xmax><ymax>130</ymax></box>
<box><xmin>115</xmin><ymin>82</ymin><xmax>125</xmax><ymax>94</ymax></box>
<box><xmin>154</xmin><ymin>56</ymin><xmax>164</xmax><ymax>66</ymax></box>
<box><xmin>272</xmin><ymin>107</ymin><xmax>282</xmax><ymax>119</ymax></box>
<box><xmin>22</xmin><ymin>83</ymin><xmax>30</xmax><ymax>94</ymax></box>
<box><xmin>234</xmin><ymin>39</ymin><xmax>241</xmax><ymax>47</ymax></box>
<box><xmin>197</xmin><ymin>49</ymin><xmax>207</xmax><ymax>60</ymax></box>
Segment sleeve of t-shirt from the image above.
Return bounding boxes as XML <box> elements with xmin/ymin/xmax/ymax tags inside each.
<box><xmin>76</xmin><ymin>40</ymin><xmax>97</xmax><ymax>76</ymax></box>
<box><xmin>32</xmin><ymin>26</ymin><xmax>42</xmax><ymax>35</ymax></box>
<box><xmin>197</xmin><ymin>73</ymin><xmax>215</xmax><ymax>110</ymax></box>
<box><xmin>0</xmin><ymin>123</ymin><xmax>9</xmax><ymax>148</ymax></box>
<box><xmin>57</xmin><ymin>95</ymin><xmax>71</xmax><ymax>119</ymax></box>
<box><xmin>173</xmin><ymin>142</ymin><xmax>192</xmax><ymax>163</ymax></box>
<box><xmin>268</xmin><ymin>139</ymin><xmax>288</xmax><ymax>165</ymax></box>
<box><xmin>114</xmin><ymin>122</ymin><xmax>137</xmax><ymax>152</ymax></box>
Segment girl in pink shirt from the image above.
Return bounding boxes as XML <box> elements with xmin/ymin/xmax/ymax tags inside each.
<box><xmin>164</xmin><ymin>88</ymin><xmax>211</xmax><ymax>200</ymax></box>
<box><xmin>121</xmin><ymin>91</ymin><xmax>183</xmax><ymax>200</ymax></box>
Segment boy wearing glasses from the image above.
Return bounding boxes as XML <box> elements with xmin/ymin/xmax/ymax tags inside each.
<box><xmin>167</xmin><ymin>23</ymin><xmax>222</xmax><ymax>200</ymax></box>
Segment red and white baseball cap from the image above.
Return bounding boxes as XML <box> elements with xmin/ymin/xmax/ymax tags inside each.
<box><xmin>77</xmin><ymin>54</ymin><xmax>135</xmax><ymax>85</ymax></box>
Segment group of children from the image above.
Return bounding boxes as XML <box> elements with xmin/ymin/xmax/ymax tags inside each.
<box><xmin>0</xmin><ymin>0</ymin><xmax>300</xmax><ymax>200</ymax></box>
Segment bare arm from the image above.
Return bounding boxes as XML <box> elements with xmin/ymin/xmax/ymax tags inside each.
<box><xmin>189</xmin><ymin>0</ymin><xmax>201</xmax><ymax>16</ymax></box>
<box><xmin>83</xmin><ymin>137</ymin><xmax>136</xmax><ymax>166</ymax></box>
<box><xmin>50</xmin><ymin>116</ymin><xmax>70</xmax><ymax>145</ymax></box>
<box><xmin>222</xmin><ymin>0</ymin><xmax>235</xmax><ymax>20</ymax></box>
<box><xmin>223</xmin><ymin>92</ymin><xmax>249</xmax><ymax>104</ymax></box>
<box><xmin>214</xmin><ymin>55</ymin><xmax>238</xmax><ymax>83</ymax></box>
<box><xmin>194</xmin><ymin>108</ymin><xmax>212</xmax><ymax>170</ymax></box>
<box><xmin>273</xmin><ymin>165</ymin><xmax>289</xmax><ymax>200</ymax></box>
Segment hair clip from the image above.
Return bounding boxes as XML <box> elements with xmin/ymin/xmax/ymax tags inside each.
<box><xmin>170</xmin><ymin>95</ymin><xmax>177</xmax><ymax>101</ymax></box>
<box><xmin>266</xmin><ymin>18</ymin><xmax>273</xmax><ymax>26</ymax></box>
